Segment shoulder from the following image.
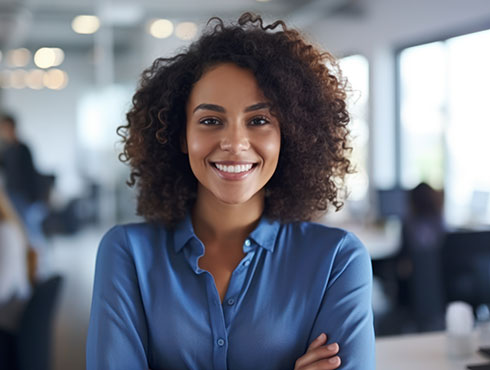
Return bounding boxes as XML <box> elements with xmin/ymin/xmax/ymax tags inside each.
<box><xmin>101</xmin><ymin>222</ymin><xmax>167</xmax><ymax>243</ymax></box>
<box><xmin>99</xmin><ymin>222</ymin><xmax>169</xmax><ymax>257</ymax></box>
<box><xmin>281</xmin><ymin>221</ymin><xmax>365</xmax><ymax>253</ymax></box>
<box><xmin>17</xmin><ymin>142</ymin><xmax>32</xmax><ymax>155</ymax></box>
<box><xmin>279</xmin><ymin>221</ymin><xmax>370</xmax><ymax>270</ymax></box>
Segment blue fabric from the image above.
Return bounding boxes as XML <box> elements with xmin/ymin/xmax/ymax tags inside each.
<box><xmin>86</xmin><ymin>214</ymin><xmax>375</xmax><ymax>370</ymax></box>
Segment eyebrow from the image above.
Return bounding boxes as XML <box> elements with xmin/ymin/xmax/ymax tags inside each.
<box><xmin>192</xmin><ymin>103</ymin><xmax>225</xmax><ymax>113</ymax></box>
<box><xmin>192</xmin><ymin>102</ymin><xmax>271</xmax><ymax>114</ymax></box>
<box><xmin>244</xmin><ymin>102</ymin><xmax>271</xmax><ymax>112</ymax></box>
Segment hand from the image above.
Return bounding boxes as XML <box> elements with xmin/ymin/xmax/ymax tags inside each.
<box><xmin>294</xmin><ymin>333</ymin><xmax>341</xmax><ymax>370</ymax></box>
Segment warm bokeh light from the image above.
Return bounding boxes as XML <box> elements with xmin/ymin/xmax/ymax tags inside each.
<box><xmin>175</xmin><ymin>22</ymin><xmax>197</xmax><ymax>40</ymax></box>
<box><xmin>11</xmin><ymin>69</ymin><xmax>27</xmax><ymax>89</ymax></box>
<box><xmin>34</xmin><ymin>47</ymin><xmax>55</xmax><ymax>68</ymax></box>
<box><xmin>6</xmin><ymin>48</ymin><xmax>31</xmax><ymax>67</ymax></box>
<box><xmin>52</xmin><ymin>48</ymin><xmax>65</xmax><ymax>66</ymax></box>
<box><xmin>72</xmin><ymin>15</ymin><xmax>100</xmax><ymax>34</ymax></box>
<box><xmin>33</xmin><ymin>47</ymin><xmax>64</xmax><ymax>69</ymax></box>
<box><xmin>43</xmin><ymin>68</ymin><xmax>69</xmax><ymax>90</ymax></box>
<box><xmin>0</xmin><ymin>70</ymin><xmax>12</xmax><ymax>88</ymax></box>
<box><xmin>26</xmin><ymin>69</ymin><xmax>45</xmax><ymax>89</ymax></box>
<box><xmin>148</xmin><ymin>19</ymin><xmax>174</xmax><ymax>39</ymax></box>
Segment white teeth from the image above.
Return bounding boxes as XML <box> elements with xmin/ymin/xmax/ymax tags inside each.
<box><xmin>215</xmin><ymin>163</ymin><xmax>253</xmax><ymax>173</ymax></box>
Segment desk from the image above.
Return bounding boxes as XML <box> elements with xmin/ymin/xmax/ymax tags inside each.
<box><xmin>376</xmin><ymin>332</ymin><xmax>488</xmax><ymax>370</ymax></box>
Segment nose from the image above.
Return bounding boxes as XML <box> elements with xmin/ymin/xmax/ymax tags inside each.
<box><xmin>220</xmin><ymin>124</ymin><xmax>250</xmax><ymax>153</ymax></box>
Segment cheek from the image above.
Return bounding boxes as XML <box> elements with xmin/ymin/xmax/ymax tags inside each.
<box><xmin>187</xmin><ymin>139</ymin><xmax>201</xmax><ymax>159</ymax></box>
<box><xmin>186</xmin><ymin>131</ymin><xmax>215</xmax><ymax>168</ymax></box>
<box><xmin>260</xmin><ymin>134</ymin><xmax>281</xmax><ymax>167</ymax></box>
<box><xmin>186</xmin><ymin>132</ymin><xmax>203</xmax><ymax>159</ymax></box>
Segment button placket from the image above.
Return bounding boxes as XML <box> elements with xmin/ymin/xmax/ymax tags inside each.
<box><xmin>222</xmin><ymin>246</ymin><xmax>257</xmax><ymax>329</ymax></box>
<box><xmin>201</xmin><ymin>269</ymin><xmax>228</xmax><ymax>369</ymax></box>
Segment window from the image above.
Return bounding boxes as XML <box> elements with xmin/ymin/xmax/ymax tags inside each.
<box><xmin>338</xmin><ymin>54</ymin><xmax>370</xmax><ymax>217</ymax></box>
<box><xmin>398</xmin><ymin>28</ymin><xmax>490</xmax><ymax>226</ymax></box>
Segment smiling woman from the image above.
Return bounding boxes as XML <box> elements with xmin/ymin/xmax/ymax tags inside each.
<box><xmin>184</xmin><ymin>63</ymin><xmax>281</xmax><ymax>207</ymax></box>
<box><xmin>87</xmin><ymin>12</ymin><xmax>375</xmax><ymax>370</ymax></box>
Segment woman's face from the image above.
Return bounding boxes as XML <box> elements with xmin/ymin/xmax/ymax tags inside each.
<box><xmin>184</xmin><ymin>63</ymin><xmax>281</xmax><ymax>206</ymax></box>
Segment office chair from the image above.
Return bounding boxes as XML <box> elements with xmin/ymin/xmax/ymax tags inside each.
<box><xmin>442</xmin><ymin>231</ymin><xmax>490</xmax><ymax>308</ymax></box>
<box><xmin>15</xmin><ymin>275</ymin><xmax>63</xmax><ymax>370</ymax></box>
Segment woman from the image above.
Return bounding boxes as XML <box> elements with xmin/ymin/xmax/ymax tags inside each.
<box><xmin>87</xmin><ymin>13</ymin><xmax>375</xmax><ymax>370</ymax></box>
<box><xmin>0</xmin><ymin>186</ymin><xmax>31</xmax><ymax>367</ymax></box>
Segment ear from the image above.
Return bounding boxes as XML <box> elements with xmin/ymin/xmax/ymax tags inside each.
<box><xmin>180</xmin><ymin>134</ymin><xmax>188</xmax><ymax>154</ymax></box>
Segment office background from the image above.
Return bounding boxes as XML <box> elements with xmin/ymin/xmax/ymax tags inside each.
<box><xmin>1</xmin><ymin>0</ymin><xmax>490</xmax><ymax>369</ymax></box>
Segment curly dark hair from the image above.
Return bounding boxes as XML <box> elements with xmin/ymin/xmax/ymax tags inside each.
<box><xmin>118</xmin><ymin>12</ymin><xmax>353</xmax><ymax>227</ymax></box>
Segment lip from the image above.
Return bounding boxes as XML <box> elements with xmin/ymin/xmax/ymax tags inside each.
<box><xmin>210</xmin><ymin>161</ymin><xmax>257</xmax><ymax>181</ymax></box>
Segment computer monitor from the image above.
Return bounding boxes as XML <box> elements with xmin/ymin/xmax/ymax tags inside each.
<box><xmin>442</xmin><ymin>231</ymin><xmax>490</xmax><ymax>308</ymax></box>
<box><xmin>376</xmin><ymin>188</ymin><xmax>408</xmax><ymax>220</ymax></box>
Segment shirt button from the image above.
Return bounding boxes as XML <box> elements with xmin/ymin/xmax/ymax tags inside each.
<box><xmin>227</xmin><ymin>298</ymin><xmax>235</xmax><ymax>306</ymax></box>
<box><xmin>243</xmin><ymin>260</ymin><xmax>250</xmax><ymax>267</ymax></box>
<box><xmin>244</xmin><ymin>239</ymin><xmax>251</xmax><ymax>247</ymax></box>
<box><xmin>217</xmin><ymin>338</ymin><xmax>225</xmax><ymax>347</ymax></box>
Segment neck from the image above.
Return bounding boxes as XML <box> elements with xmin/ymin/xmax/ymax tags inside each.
<box><xmin>191</xmin><ymin>187</ymin><xmax>264</xmax><ymax>243</ymax></box>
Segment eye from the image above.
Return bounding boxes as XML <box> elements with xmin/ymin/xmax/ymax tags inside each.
<box><xmin>199</xmin><ymin>117</ymin><xmax>221</xmax><ymax>126</ymax></box>
<box><xmin>249</xmin><ymin>116</ymin><xmax>270</xmax><ymax>126</ymax></box>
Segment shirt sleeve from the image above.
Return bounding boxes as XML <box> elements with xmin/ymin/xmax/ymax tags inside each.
<box><xmin>86</xmin><ymin>226</ymin><xmax>149</xmax><ymax>370</ymax></box>
<box><xmin>308</xmin><ymin>231</ymin><xmax>375</xmax><ymax>370</ymax></box>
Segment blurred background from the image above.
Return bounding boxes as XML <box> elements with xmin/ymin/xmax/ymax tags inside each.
<box><xmin>0</xmin><ymin>0</ymin><xmax>490</xmax><ymax>369</ymax></box>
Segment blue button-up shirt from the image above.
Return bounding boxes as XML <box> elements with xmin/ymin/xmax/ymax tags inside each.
<box><xmin>86</xmin><ymin>214</ymin><xmax>375</xmax><ymax>370</ymax></box>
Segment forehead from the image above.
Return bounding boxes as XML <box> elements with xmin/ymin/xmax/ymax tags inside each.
<box><xmin>186</xmin><ymin>63</ymin><xmax>266</xmax><ymax>110</ymax></box>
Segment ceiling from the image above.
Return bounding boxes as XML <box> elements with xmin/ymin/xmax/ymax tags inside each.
<box><xmin>0</xmin><ymin>0</ymin><xmax>355</xmax><ymax>52</ymax></box>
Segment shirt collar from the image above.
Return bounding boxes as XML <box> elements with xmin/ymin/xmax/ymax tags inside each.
<box><xmin>173</xmin><ymin>212</ymin><xmax>196</xmax><ymax>253</ymax></box>
<box><xmin>172</xmin><ymin>212</ymin><xmax>281</xmax><ymax>253</ymax></box>
<box><xmin>248</xmin><ymin>216</ymin><xmax>280</xmax><ymax>252</ymax></box>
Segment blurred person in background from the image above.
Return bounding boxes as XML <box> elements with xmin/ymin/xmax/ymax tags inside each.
<box><xmin>0</xmin><ymin>114</ymin><xmax>49</xmax><ymax>251</ymax></box>
<box><xmin>0</xmin><ymin>185</ymin><xmax>37</xmax><ymax>368</ymax></box>
<box><xmin>87</xmin><ymin>13</ymin><xmax>374</xmax><ymax>370</ymax></box>
<box><xmin>396</xmin><ymin>182</ymin><xmax>446</xmax><ymax>331</ymax></box>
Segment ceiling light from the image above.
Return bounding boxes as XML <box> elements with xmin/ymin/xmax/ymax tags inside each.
<box><xmin>72</xmin><ymin>15</ymin><xmax>100</xmax><ymax>34</ymax></box>
<box><xmin>43</xmin><ymin>68</ymin><xmax>68</xmax><ymax>90</ymax></box>
<box><xmin>175</xmin><ymin>22</ymin><xmax>197</xmax><ymax>41</ymax></box>
<box><xmin>26</xmin><ymin>69</ymin><xmax>45</xmax><ymax>90</ymax></box>
<box><xmin>0</xmin><ymin>70</ymin><xmax>12</xmax><ymax>88</ymax></box>
<box><xmin>11</xmin><ymin>69</ymin><xmax>27</xmax><ymax>89</ymax></box>
<box><xmin>34</xmin><ymin>48</ymin><xmax>64</xmax><ymax>69</ymax></box>
<box><xmin>34</xmin><ymin>47</ymin><xmax>56</xmax><ymax>68</ymax></box>
<box><xmin>52</xmin><ymin>48</ymin><xmax>65</xmax><ymax>66</ymax></box>
<box><xmin>6</xmin><ymin>48</ymin><xmax>31</xmax><ymax>67</ymax></box>
<box><xmin>148</xmin><ymin>19</ymin><xmax>173</xmax><ymax>39</ymax></box>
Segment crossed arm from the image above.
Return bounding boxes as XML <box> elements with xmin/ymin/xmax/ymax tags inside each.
<box><xmin>88</xmin><ymin>229</ymin><xmax>374</xmax><ymax>370</ymax></box>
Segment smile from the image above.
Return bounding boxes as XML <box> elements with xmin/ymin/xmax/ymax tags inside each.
<box><xmin>211</xmin><ymin>162</ymin><xmax>257</xmax><ymax>180</ymax></box>
<box><xmin>214</xmin><ymin>163</ymin><xmax>253</xmax><ymax>173</ymax></box>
